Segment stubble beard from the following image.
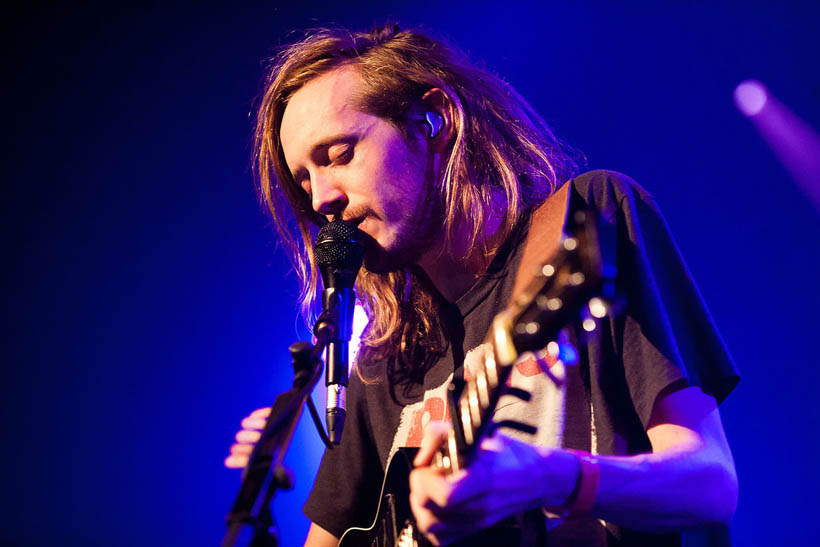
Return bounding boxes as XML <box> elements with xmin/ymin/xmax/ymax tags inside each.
<box><xmin>361</xmin><ymin>190</ymin><xmax>444</xmax><ymax>275</ymax></box>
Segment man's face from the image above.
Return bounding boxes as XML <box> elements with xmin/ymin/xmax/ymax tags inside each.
<box><xmin>280</xmin><ymin>67</ymin><xmax>440</xmax><ymax>272</ymax></box>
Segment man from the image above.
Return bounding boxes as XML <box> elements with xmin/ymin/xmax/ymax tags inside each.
<box><xmin>227</xmin><ymin>24</ymin><xmax>739</xmax><ymax>546</ymax></box>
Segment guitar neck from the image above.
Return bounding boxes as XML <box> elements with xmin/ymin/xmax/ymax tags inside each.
<box><xmin>338</xmin><ymin>210</ymin><xmax>614</xmax><ymax>547</ymax></box>
<box><xmin>433</xmin><ymin>210</ymin><xmax>606</xmax><ymax>475</ymax></box>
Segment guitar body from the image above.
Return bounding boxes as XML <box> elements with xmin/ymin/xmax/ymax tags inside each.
<box><xmin>338</xmin><ymin>448</ymin><xmax>542</xmax><ymax>547</ymax></box>
<box><xmin>337</xmin><ymin>448</ymin><xmax>417</xmax><ymax>547</ymax></box>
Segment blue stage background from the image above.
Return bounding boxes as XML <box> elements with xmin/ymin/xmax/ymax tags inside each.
<box><xmin>3</xmin><ymin>2</ymin><xmax>819</xmax><ymax>545</ymax></box>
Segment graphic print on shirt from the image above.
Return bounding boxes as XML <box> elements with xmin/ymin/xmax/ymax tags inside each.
<box><xmin>387</xmin><ymin>343</ymin><xmax>567</xmax><ymax>461</ymax></box>
<box><xmin>387</xmin><ymin>373</ymin><xmax>454</xmax><ymax>463</ymax></box>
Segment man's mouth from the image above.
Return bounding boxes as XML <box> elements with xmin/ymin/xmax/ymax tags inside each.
<box><xmin>341</xmin><ymin>214</ymin><xmax>367</xmax><ymax>228</ymax></box>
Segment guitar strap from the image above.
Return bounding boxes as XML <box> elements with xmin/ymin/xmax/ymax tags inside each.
<box><xmin>510</xmin><ymin>181</ymin><xmax>612</xmax><ymax>544</ymax></box>
<box><xmin>516</xmin><ymin>179</ymin><xmax>602</xmax><ymax>453</ymax></box>
<box><xmin>511</xmin><ymin>180</ymin><xmax>597</xmax><ymax>454</ymax></box>
<box><xmin>511</xmin><ymin>181</ymin><xmax>571</xmax><ymax>301</ymax></box>
<box><xmin>506</xmin><ymin>182</ymin><xmax>571</xmax><ymax>544</ymax></box>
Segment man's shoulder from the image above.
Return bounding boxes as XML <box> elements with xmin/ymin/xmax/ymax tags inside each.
<box><xmin>565</xmin><ymin>169</ymin><xmax>663</xmax><ymax>221</ymax></box>
<box><xmin>570</xmin><ymin>169</ymin><xmax>650</xmax><ymax>196</ymax></box>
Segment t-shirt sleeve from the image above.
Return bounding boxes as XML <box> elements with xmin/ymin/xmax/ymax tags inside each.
<box><xmin>303</xmin><ymin>373</ymin><xmax>383</xmax><ymax>539</ymax></box>
<box><xmin>575</xmin><ymin>171</ymin><xmax>740</xmax><ymax>428</ymax></box>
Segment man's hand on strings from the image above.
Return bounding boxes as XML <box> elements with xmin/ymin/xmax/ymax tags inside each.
<box><xmin>224</xmin><ymin>407</ymin><xmax>271</xmax><ymax>469</ymax></box>
<box><xmin>408</xmin><ymin>421</ymin><xmax>579</xmax><ymax>546</ymax></box>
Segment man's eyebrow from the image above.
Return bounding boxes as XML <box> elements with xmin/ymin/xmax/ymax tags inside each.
<box><xmin>290</xmin><ymin>133</ymin><xmax>357</xmax><ymax>182</ymax></box>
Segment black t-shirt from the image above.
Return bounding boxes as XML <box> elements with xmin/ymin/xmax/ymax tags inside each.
<box><xmin>304</xmin><ymin>170</ymin><xmax>739</xmax><ymax>546</ymax></box>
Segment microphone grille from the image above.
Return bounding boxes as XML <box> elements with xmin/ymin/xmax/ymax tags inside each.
<box><xmin>315</xmin><ymin>220</ymin><xmax>364</xmax><ymax>269</ymax></box>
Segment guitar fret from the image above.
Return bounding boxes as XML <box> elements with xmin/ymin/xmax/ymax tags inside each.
<box><xmin>467</xmin><ymin>381</ymin><xmax>481</xmax><ymax>429</ymax></box>
<box><xmin>434</xmin><ymin>450</ymin><xmax>444</xmax><ymax>471</ymax></box>
<box><xmin>447</xmin><ymin>430</ymin><xmax>461</xmax><ymax>473</ymax></box>
<box><xmin>476</xmin><ymin>367</ymin><xmax>490</xmax><ymax>409</ymax></box>
<box><xmin>485</xmin><ymin>350</ymin><xmax>498</xmax><ymax>388</ymax></box>
<box><xmin>460</xmin><ymin>397</ymin><xmax>474</xmax><ymax>446</ymax></box>
<box><xmin>491</xmin><ymin>314</ymin><xmax>518</xmax><ymax>367</ymax></box>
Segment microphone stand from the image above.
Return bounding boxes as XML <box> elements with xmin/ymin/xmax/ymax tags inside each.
<box><xmin>222</xmin><ymin>319</ymin><xmax>336</xmax><ymax>547</ymax></box>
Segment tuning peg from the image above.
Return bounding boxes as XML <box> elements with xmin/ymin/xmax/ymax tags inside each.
<box><xmin>545</xmin><ymin>336</ymin><xmax>579</xmax><ymax>366</ymax></box>
<box><xmin>562</xmin><ymin>236</ymin><xmax>579</xmax><ymax>251</ymax></box>
<box><xmin>582</xmin><ymin>295</ymin><xmax>625</xmax><ymax>333</ymax></box>
<box><xmin>588</xmin><ymin>297</ymin><xmax>608</xmax><ymax>318</ymax></box>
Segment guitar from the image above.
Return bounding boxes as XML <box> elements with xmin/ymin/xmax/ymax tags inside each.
<box><xmin>338</xmin><ymin>210</ymin><xmax>613</xmax><ymax>547</ymax></box>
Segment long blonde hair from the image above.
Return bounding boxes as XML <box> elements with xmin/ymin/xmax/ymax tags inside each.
<box><xmin>253</xmin><ymin>24</ymin><xmax>578</xmax><ymax>380</ymax></box>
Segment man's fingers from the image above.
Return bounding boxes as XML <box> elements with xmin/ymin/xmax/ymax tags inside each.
<box><xmin>410</xmin><ymin>467</ymin><xmax>455</xmax><ymax>510</ymax></box>
<box><xmin>240</xmin><ymin>416</ymin><xmax>267</xmax><ymax>430</ymax></box>
<box><xmin>249</xmin><ymin>407</ymin><xmax>271</xmax><ymax>419</ymax></box>
<box><xmin>224</xmin><ymin>454</ymin><xmax>249</xmax><ymax>469</ymax></box>
<box><xmin>409</xmin><ymin>502</ymin><xmax>443</xmax><ymax>546</ymax></box>
<box><xmin>442</xmin><ymin>472</ymin><xmax>487</xmax><ymax>507</ymax></box>
<box><xmin>409</xmin><ymin>470</ymin><xmax>482</xmax><ymax>546</ymax></box>
<box><xmin>225</xmin><ymin>408</ymin><xmax>271</xmax><ymax>470</ymax></box>
<box><xmin>409</xmin><ymin>468</ymin><xmax>448</xmax><ymax>545</ymax></box>
<box><xmin>230</xmin><ymin>443</ymin><xmax>253</xmax><ymax>455</ymax></box>
<box><xmin>414</xmin><ymin>421</ymin><xmax>451</xmax><ymax>466</ymax></box>
<box><xmin>235</xmin><ymin>429</ymin><xmax>261</xmax><ymax>443</ymax></box>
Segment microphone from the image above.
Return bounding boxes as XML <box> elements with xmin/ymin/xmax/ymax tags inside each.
<box><xmin>313</xmin><ymin>220</ymin><xmax>364</xmax><ymax>445</ymax></box>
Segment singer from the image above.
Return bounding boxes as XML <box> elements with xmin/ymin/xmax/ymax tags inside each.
<box><xmin>228</xmin><ymin>24</ymin><xmax>739</xmax><ymax>546</ymax></box>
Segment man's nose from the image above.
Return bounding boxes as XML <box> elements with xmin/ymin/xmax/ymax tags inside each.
<box><xmin>311</xmin><ymin>172</ymin><xmax>348</xmax><ymax>217</ymax></box>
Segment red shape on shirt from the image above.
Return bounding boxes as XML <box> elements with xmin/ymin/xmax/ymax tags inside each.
<box><xmin>405</xmin><ymin>395</ymin><xmax>448</xmax><ymax>447</ymax></box>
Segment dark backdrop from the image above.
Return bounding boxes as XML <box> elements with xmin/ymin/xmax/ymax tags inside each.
<box><xmin>3</xmin><ymin>2</ymin><xmax>819</xmax><ymax>545</ymax></box>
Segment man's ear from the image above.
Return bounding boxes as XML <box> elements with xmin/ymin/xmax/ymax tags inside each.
<box><xmin>421</xmin><ymin>87</ymin><xmax>456</xmax><ymax>153</ymax></box>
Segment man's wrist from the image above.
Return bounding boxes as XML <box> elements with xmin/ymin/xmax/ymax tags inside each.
<box><xmin>538</xmin><ymin>448</ymin><xmax>582</xmax><ymax>511</ymax></box>
<box><xmin>561</xmin><ymin>450</ymin><xmax>600</xmax><ymax>519</ymax></box>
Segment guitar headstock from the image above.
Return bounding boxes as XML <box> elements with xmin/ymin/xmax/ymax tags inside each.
<box><xmin>503</xmin><ymin>209</ymin><xmax>615</xmax><ymax>358</ymax></box>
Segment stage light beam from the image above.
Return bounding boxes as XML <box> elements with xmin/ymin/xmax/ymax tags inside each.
<box><xmin>735</xmin><ymin>80</ymin><xmax>820</xmax><ymax>213</ymax></box>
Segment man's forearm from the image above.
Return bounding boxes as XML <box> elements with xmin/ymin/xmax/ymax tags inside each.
<box><xmin>304</xmin><ymin>523</ymin><xmax>338</xmax><ymax>547</ymax></box>
<box><xmin>584</xmin><ymin>443</ymin><xmax>737</xmax><ymax>531</ymax></box>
